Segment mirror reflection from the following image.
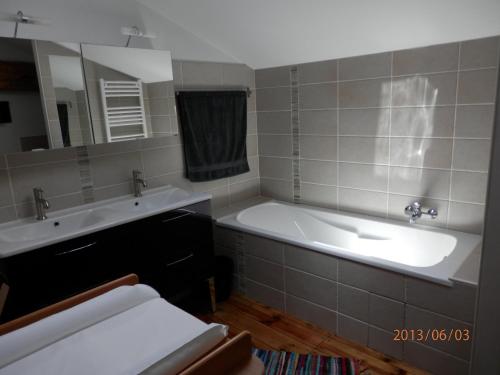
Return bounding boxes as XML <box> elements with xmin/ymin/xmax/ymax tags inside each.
<box><xmin>0</xmin><ymin>37</ymin><xmax>48</xmax><ymax>152</ymax></box>
<box><xmin>81</xmin><ymin>44</ymin><xmax>175</xmax><ymax>144</ymax></box>
<box><xmin>38</xmin><ymin>41</ymin><xmax>93</xmax><ymax>148</ymax></box>
<box><xmin>0</xmin><ymin>37</ymin><xmax>174</xmax><ymax>154</ymax></box>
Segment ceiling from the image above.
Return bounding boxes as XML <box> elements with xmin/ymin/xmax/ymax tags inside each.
<box><xmin>139</xmin><ymin>0</ymin><xmax>500</xmax><ymax>69</ymax></box>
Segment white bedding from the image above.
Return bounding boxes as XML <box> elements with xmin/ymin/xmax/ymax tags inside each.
<box><xmin>0</xmin><ymin>285</ymin><xmax>227</xmax><ymax>375</ymax></box>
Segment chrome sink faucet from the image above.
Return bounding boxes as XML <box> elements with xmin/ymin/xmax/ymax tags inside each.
<box><xmin>33</xmin><ymin>187</ymin><xmax>50</xmax><ymax>221</ymax></box>
<box><xmin>404</xmin><ymin>201</ymin><xmax>438</xmax><ymax>224</ymax></box>
<box><xmin>132</xmin><ymin>170</ymin><xmax>147</xmax><ymax>197</ymax></box>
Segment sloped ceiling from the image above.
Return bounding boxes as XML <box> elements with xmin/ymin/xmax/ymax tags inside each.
<box><xmin>139</xmin><ymin>0</ymin><xmax>500</xmax><ymax>69</ymax></box>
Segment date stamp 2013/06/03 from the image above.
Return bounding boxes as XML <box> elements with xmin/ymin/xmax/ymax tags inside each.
<box><xmin>393</xmin><ymin>329</ymin><xmax>471</xmax><ymax>342</ymax></box>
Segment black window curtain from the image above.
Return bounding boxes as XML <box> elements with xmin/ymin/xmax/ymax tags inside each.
<box><xmin>176</xmin><ymin>91</ymin><xmax>249</xmax><ymax>182</ymax></box>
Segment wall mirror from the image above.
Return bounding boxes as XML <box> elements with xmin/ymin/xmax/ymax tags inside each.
<box><xmin>0</xmin><ymin>36</ymin><xmax>174</xmax><ymax>154</ymax></box>
<box><xmin>81</xmin><ymin>44</ymin><xmax>175</xmax><ymax>144</ymax></box>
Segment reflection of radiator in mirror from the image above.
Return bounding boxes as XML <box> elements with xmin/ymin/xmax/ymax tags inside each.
<box><xmin>99</xmin><ymin>79</ymin><xmax>148</xmax><ymax>142</ymax></box>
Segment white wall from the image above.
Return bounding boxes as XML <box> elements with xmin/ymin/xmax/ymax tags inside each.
<box><xmin>0</xmin><ymin>0</ymin><xmax>238</xmax><ymax>63</ymax></box>
<box><xmin>141</xmin><ymin>0</ymin><xmax>500</xmax><ymax>68</ymax></box>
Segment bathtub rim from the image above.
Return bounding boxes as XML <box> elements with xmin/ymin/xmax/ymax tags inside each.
<box><xmin>216</xmin><ymin>200</ymin><xmax>482</xmax><ymax>287</ymax></box>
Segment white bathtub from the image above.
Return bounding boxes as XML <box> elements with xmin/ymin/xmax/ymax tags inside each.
<box><xmin>217</xmin><ymin>201</ymin><xmax>482</xmax><ymax>285</ymax></box>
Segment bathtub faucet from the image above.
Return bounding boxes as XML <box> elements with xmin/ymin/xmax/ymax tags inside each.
<box><xmin>404</xmin><ymin>201</ymin><xmax>438</xmax><ymax>224</ymax></box>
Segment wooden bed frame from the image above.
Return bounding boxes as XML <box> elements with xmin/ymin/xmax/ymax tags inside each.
<box><xmin>0</xmin><ymin>274</ymin><xmax>264</xmax><ymax>375</ymax></box>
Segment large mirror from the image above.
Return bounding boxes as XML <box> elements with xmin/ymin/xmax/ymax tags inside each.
<box><xmin>0</xmin><ymin>36</ymin><xmax>174</xmax><ymax>154</ymax></box>
<box><xmin>81</xmin><ymin>44</ymin><xmax>175</xmax><ymax>144</ymax></box>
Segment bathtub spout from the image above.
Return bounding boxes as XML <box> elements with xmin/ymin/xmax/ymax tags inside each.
<box><xmin>405</xmin><ymin>201</ymin><xmax>438</xmax><ymax>224</ymax></box>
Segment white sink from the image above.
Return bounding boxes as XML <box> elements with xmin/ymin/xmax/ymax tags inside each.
<box><xmin>0</xmin><ymin>186</ymin><xmax>211</xmax><ymax>258</ymax></box>
<box><xmin>0</xmin><ymin>209</ymin><xmax>108</xmax><ymax>244</ymax></box>
<box><xmin>107</xmin><ymin>188</ymin><xmax>193</xmax><ymax>214</ymax></box>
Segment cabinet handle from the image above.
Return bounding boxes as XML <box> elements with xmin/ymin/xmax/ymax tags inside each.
<box><xmin>165</xmin><ymin>253</ymin><xmax>194</xmax><ymax>267</ymax></box>
<box><xmin>161</xmin><ymin>211</ymin><xmax>191</xmax><ymax>223</ymax></box>
<box><xmin>54</xmin><ymin>242</ymin><xmax>97</xmax><ymax>256</ymax></box>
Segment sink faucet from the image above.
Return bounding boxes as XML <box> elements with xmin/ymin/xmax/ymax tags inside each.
<box><xmin>132</xmin><ymin>170</ymin><xmax>147</xmax><ymax>197</ymax></box>
<box><xmin>404</xmin><ymin>201</ymin><xmax>438</xmax><ymax>224</ymax></box>
<box><xmin>33</xmin><ymin>187</ymin><xmax>50</xmax><ymax>220</ymax></box>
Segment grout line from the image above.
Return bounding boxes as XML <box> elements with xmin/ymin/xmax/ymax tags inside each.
<box><xmin>254</xmin><ymin>65</ymin><xmax>498</xmax><ymax>90</ymax></box>
<box><xmin>4</xmin><ymin>155</ymin><xmax>18</xmax><ymax>219</ymax></box>
<box><xmin>336</xmin><ymin>60</ymin><xmax>340</xmax><ymax>210</ymax></box>
<box><xmin>387</xmin><ymin>51</ymin><xmax>394</xmax><ymax>218</ymax></box>
<box><xmin>259</xmin><ymin>132</ymin><xmax>493</xmax><ymax>140</ymax></box>
<box><xmin>447</xmin><ymin>43</ymin><xmax>462</xmax><ymax>228</ymax></box>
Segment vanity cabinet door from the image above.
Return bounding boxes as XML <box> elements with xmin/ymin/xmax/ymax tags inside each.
<box><xmin>133</xmin><ymin>205</ymin><xmax>215</xmax><ymax>298</ymax></box>
<box><xmin>0</xmin><ymin>227</ymin><xmax>130</xmax><ymax>321</ymax></box>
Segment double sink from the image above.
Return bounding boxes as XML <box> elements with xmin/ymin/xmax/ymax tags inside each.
<box><xmin>0</xmin><ymin>186</ymin><xmax>210</xmax><ymax>258</ymax></box>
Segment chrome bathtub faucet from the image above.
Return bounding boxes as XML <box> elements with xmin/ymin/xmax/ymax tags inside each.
<box><xmin>132</xmin><ymin>169</ymin><xmax>147</xmax><ymax>197</ymax></box>
<box><xmin>404</xmin><ymin>201</ymin><xmax>438</xmax><ymax>224</ymax></box>
<box><xmin>33</xmin><ymin>187</ymin><xmax>50</xmax><ymax>221</ymax></box>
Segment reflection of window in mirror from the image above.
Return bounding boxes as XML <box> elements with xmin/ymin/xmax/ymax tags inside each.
<box><xmin>81</xmin><ymin>44</ymin><xmax>174</xmax><ymax>143</ymax></box>
<box><xmin>0</xmin><ymin>37</ymin><xmax>48</xmax><ymax>153</ymax></box>
<box><xmin>34</xmin><ymin>40</ymin><xmax>94</xmax><ymax>149</ymax></box>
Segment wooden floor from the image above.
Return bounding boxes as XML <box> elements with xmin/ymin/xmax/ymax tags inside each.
<box><xmin>199</xmin><ymin>294</ymin><xmax>429</xmax><ymax>375</ymax></box>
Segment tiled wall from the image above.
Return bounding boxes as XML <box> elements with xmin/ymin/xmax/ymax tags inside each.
<box><xmin>0</xmin><ymin>60</ymin><xmax>259</xmax><ymax>223</ymax></box>
<box><xmin>215</xmin><ymin>227</ymin><xmax>477</xmax><ymax>374</ymax></box>
<box><xmin>256</xmin><ymin>36</ymin><xmax>500</xmax><ymax>234</ymax></box>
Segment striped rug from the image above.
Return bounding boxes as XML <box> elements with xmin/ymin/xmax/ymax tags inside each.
<box><xmin>253</xmin><ymin>348</ymin><xmax>359</xmax><ymax>375</ymax></box>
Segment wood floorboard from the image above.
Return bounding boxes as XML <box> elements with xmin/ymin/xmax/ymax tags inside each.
<box><xmin>199</xmin><ymin>293</ymin><xmax>429</xmax><ymax>375</ymax></box>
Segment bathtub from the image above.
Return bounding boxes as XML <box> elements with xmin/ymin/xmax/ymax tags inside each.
<box><xmin>217</xmin><ymin>201</ymin><xmax>482</xmax><ymax>285</ymax></box>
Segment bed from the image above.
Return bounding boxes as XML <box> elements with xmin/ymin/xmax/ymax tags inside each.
<box><xmin>0</xmin><ymin>274</ymin><xmax>264</xmax><ymax>375</ymax></box>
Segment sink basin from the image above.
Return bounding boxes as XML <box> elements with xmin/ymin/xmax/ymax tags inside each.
<box><xmin>106</xmin><ymin>188</ymin><xmax>192</xmax><ymax>214</ymax></box>
<box><xmin>0</xmin><ymin>185</ymin><xmax>211</xmax><ymax>258</ymax></box>
<box><xmin>0</xmin><ymin>209</ymin><xmax>107</xmax><ymax>244</ymax></box>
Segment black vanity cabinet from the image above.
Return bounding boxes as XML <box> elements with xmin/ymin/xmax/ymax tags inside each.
<box><xmin>130</xmin><ymin>201</ymin><xmax>215</xmax><ymax>300</ymax></box>
<box><xmin>0</xmin><ymin>200</ymin><xmax>215</xmax><ymax>322</ymax></box>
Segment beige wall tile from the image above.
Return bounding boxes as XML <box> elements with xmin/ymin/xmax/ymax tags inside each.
<box><xmin>452</xmin><ymin>139</ymin><xmax>491</xmax><ymax>171</ymax></box>
<box><xmin>10</xmin><ymin>161</ymin><xmax>81</xmax><ymax>203</ymax></box>
<box><xmin>339</xmin><ymin>108</ymin><xmax>390</xmax><ymax>136</ymax></box>
<box><xmin>458</xmin><ymin>68</ymin><xmax>498</xmax><ymax>104</ymax></box>
<box><xmin>299</xmin><ymin>109</ymin><xmax>337</xmax><ymax>135</ymax></box>
<box><xmin>339</xmin><ymin>52</ymin><xmax>392</xmax><ymax>80</ymax></box>
<box><xmin>389</xmin><ymin>166</ymin><xmax>451</xmax><ymax>199</ymax></box>
<box><xmin>300</xmin><ymin>159</ymin><xmax>337</xmax><ymax>185</ymax></box>
<box><xmin>298</xmin><ymin>59</ymin><xmax>338</xmax><ymax>84</ymax></box>
<box><xmin>300</xmin><ymin>183</ymin><xmax>337</xmax><ymax>209</ymax></box>
<box><xmin>257</xmin><ymin>111</ymin><xmax>291</xmax><ymax>134</ymax></box>
<box><xmin>259</xmin><ymin>156</ymin><xmax>293</xmax><ymax>180</ymax></box>
<box><xmin>258</xmin><ymin>134</ymin><xmax>292</xmax><ymax>157</ymax></box>
<box><xmin>255</xmin><ymin>66</ymin><xmax>290</xmax><ymax>88</ymax></box>
<box><xmin>390</xmin><ymin>138</ymin><xmax>452</xmax><ymax>169</ymax></box>
<box><xmin>299</xmin><ymin>83</ymin><xmax>337</xmax><ymax>109</ymax></box>
<box><xmin>300</xmin><ymin>135</ymin><xmax>337</xmax><ymax>160</ymax></box>
<box><xmin>392</xmin><ymin>72</ymin><xmax>457</xmax><ymax>106</ymax></box>
<box><xmin>391</xmin><ymin>107</ymin><xmax>454</xmax><ymax>138</ymax></box>
<box><xmin>339</xmin><ymin>137</ymin><xmax>389</xmax><ymax>164</ymax></box>
<box><xmin>256</xmin><ymin>87</ymin><xmax>291</xmax><ymax>111</ymax></box>
<box><xmin>451</xmin><ymin>171</ymin><xmax>488</xmax><ymax>203</ymax></box>
<box><xmin>339</xmin><ymin>163</ymin><xmax>388</xmax><ymax>191</ymax></box>
<box><xmin>460</xmin><ymin>36</ymin><xmax>500</xmax><ymax>70</ymax></box>
<box><xmin>455</xmin><ymin>105</ymin><xmax>495</xmax><ymax>138</ymax></box>
<box><xmin>339</xmin><ymin>78</ymin><xmax>391</xmax><ymax>108</ymax></box>
<box><xmin>393</xmin><ymin>43</ymin><xmax>459</xmax><ymax>75</ymax></box>
<box><xmin>338</xmin><ymin>188</ymin><xmax>388</xmax><ymax>217</ymax></box>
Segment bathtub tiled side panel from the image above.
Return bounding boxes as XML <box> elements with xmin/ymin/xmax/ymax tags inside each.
<box><xmin>286</xmin><ymin>294</ymin><xmax>337</xmax><ymax>333</ymax></box>
<box><xmin>338</xmin><ymin>259</ymin><xmax>405</xmax><ymax>301</ymax></box>
<box><xmin>406</xmin><ymin>277</ymin><xmax>476</xmax><ymax>323</ymax></box>
<box><xmin>285</xmin><ymin>268</ymin><xmax>337</xmax><ymax>310</ymax></box>
<box><xmin>284</xmin><ymin>245</ymin><xmax>337</xmax><ymax>280</ymax></box>
<box><xmin>218</xmin><ymin>227</ymin><xmax>476</xmax><ymax>373</ymax></box>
